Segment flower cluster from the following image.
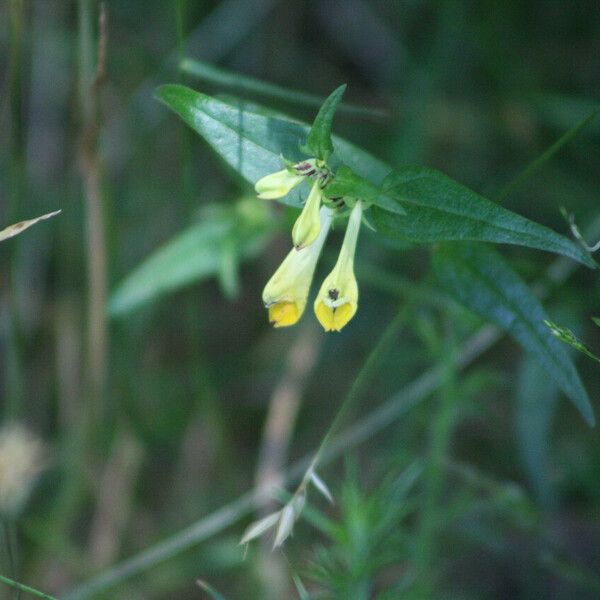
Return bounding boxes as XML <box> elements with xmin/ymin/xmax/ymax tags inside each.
<box><xmin>256</xmin><ymin>160</ymin><xmax>363</xmax><ymax>332</ymax></box>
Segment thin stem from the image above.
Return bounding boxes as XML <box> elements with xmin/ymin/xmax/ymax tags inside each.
<box><xmin>79</xmin><ymin>0</ymin><xmax>108</xmax><ymax>427</ymax></box>
<box><xmin>2</xmin><ymin>517</ymin><xmax>20</xmax><ymax>600</ymax></box>
<box><xmin>305</xmin><ymin>297</ymin><xmax>413</xmax><ymax>485</ymax></box>
<box><xmin>0</xmin><ymin>575</ymin><xmax>59</xmax><ymax>600</ymax></box>
<box><xmin>494</xmin><ymin>104</ymin><xmax>600</xmax><ymax>203</ymax></box>
<box><xmin>179</xmin><ymin>57</ymin><xmax>388</xmax><ymax>120</ymax></box>
<box><xmin>4</xmin><ymin>0</ymin><xmax>26</xmax><ymax>420</ymax></box>
<box><xmin>413</xmin><ymin>321</ymin><xmax>458</xmax><ymax>598</ymax></box>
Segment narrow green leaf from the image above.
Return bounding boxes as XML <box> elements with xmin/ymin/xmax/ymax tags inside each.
<box><xmin>433</xmin><ymin>242</ymin><xmax>594</xmax><ymax>425</ymax></box>
<box><xmin>155</xmin><ymin>85</ymin><xmax>389</xmax><ymax>208</ymax></box>
<box><xmin>109</xmin><ymin>199</ymin><xmax>272</xmax><ymax>317</ymax></box>
<box><xmin>292</xmin><ymin>574</ymin><xmax>311</xmax><ymax>600</ymax></box>
<box><xmin>495</xmin><ymin>102</ymin><xmax>600</xmax><ymax>202</ymax></box>
<box><xmin>180</xmin><ymin>58</ymin><xmax>387</xmax><ymax>119</ymax></box>
<box><xmin>515</xmin><ymin>355</ymin><xmax>559</xmax><ymax>507</ymax></box>
<box><xmin>0</xmin><ymin>574</ymin><xmax>59</xmax><ymax>600</ymax></box>
<box><xmin>196</xmin><ymin>580</ymin><xmax>229</xmax><ymax>600</ymax></box>
<box><xmin>304</xmin><ymin>84</ymin><xmax>346</xmax><ymax>161</ymax></box>
<box><xmin>373</xmin><ymin>167</ymin><xmax>596</xmax><ymax>267</ymax></box>
<box><xmin>324</xmin><ymin>165</ymin><xmax>406</xmax><ymax>215</ymax></box>
<box><xmin>592</xmin><ymin>317</ymin><xmax>600</xmax><ymax>328</ymax></box>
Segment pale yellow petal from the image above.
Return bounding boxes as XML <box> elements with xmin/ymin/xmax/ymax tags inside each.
<box><xmin>255</xmin><ymin>169</ymin><xmax>304</xmax><ymax>200</ymax></box>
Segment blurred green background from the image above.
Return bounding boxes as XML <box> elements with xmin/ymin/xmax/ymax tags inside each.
<box><xmin>1</xmin><ymin>1</ymin><xmax>600</xmax><ymax>598</ymax></box>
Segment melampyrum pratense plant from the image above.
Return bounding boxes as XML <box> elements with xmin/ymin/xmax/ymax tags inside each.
<box><xmin>140</xmin><ymin>83</ymin><xmax>599</xmax><ymax>551</ymax></box>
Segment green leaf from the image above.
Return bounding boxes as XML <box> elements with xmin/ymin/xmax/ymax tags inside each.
<box><xmin>592</xmin><ymin>317</ymin><xmax>600</xmax><ymax>328</ymax></box>
<box><xmin>156</xmin><ymin>86</ymin><xmax>593</xmax><ymax>265</ymax></box>
<box><xmin>324</xmin><ymin>165</ymin><xmax>406</xmax><ymax>215</ymax></box>
<box><xmin>373</xmin><ymin>167</ymin><xmax>596</xmax><ymax>268</ymax></box>
<box><xmin>180</xmin><ymin>58</ymin><xmax>386</xmax><ymax>119</ymax></box>
<box><xmin>292</xmin><ymin>574</ymin><xmax>311</xmax><ymax>600</ymax></box>
<box><xmin>155</xmin><ymin>84</ymin><xmax>389</xmax><ymax>209</ymax></box>
<box><xmin>303</xmin><ymin>84</ymin><xmax>346</xmax><ymax>161</ymax></box>
<box><xmin>433</xmin><ymin>242</ymin><xmax>594</xmax><ymax>425</ymax></box>
<box><xmin>515</xmin><ymin>355</ymin><xmax>559</xmax><ymax>507</ymax></box>
<box><xmin>109</xmin><ymin>199</ymin><xmax>272</xmax><ymax>317</ymax></box>
<box><xmin>196</xmin><ymin>580</ymin><xmax>229</xmax><ymax>600</ymax></box>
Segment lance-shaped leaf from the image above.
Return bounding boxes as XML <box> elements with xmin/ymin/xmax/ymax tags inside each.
<box><xmin>515</xmin><ymin>355</ymin><xmax>559</xmax><ymax>507</ymax></box>
<box><xmin>373</xmin><ymin>167</ymin><xmax>596</xmax><ymax>268</ymax></box>
<box><xmin>433</xmin><ymin>242</ymin><xmax>594</xmax><ymax>425</ymax></box>
<box><xmin>302</xmin><ymin>84</ymin><xmax>346</xmax><ymax>161</ymax></box>
<box><xmin>324</xmin><ymin>165</ymin><xmax>406</xmax><ymax>215</ymax></box>
<box><xmin>0</xmin><ymin>210</ymin><xmax>61</xmax><ymax>243</ymax></box>
<box><xmin>109</xmin><ymin>199</ymin><xmax>272</xmax><ymax>317</ymax></box>
<box><xmin>155</xmin><ymin>85</ymin><xmax>389</xmax><ymax>209</ymax></box>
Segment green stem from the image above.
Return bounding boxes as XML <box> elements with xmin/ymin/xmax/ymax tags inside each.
<box><xmin>306</xmin><ymin>302</ymin><xmax>412</xmax><ymax>483</ymax></box>
<box><xmin>2</xmin><ymin>517</ymin><xmax>20</xmax><ymax>600</ymax></box>
<box><xmin>494</xmin><ymin>103</ymin><xmax>600</xmax><ymax>202</ymax></box>
<box><xmin>0</xmin><ymin>575</ymin><xmax>59</xmax><ymax>600</ymax></box>
<box><xmin>179</xmin><ymin>58</ymin><xmax>388</xmax><ymax>120</ymax></box>
<box><xmin>413</xmin><ymin>320</ymin><xmax>458</xmax><ymax>598</ymax></box>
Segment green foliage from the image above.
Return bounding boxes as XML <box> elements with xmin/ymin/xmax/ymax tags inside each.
<box><xmin>156</xmin><ymin>85</ymin><xmax>594</xmax><ymax>268</ymax></box>
<box><xmin>196</xmin><ymin>580</ymin><xmax>229</xmax><ymax>600</ymax></box>
<box><xmin>109</xmin><ymin>198</ymin><xmax>272</xmax><ymax>316</ymax></box>
<box><xmin>305</xmin><ymin>462</ymin><xmax>422</xmax><ymax>598</ymax></box>
<box><xmin>6</xmin><ymin>2</ymin><xmax>600</xmax><ymax>599</ymax></box>
<box><xmin>302</xmin><ymin>84</ymin><xmax>346</xmax><ymax>161</ymax></box>
<box><xmin>181</xmin><ymin>58</ymin><xmax>385</xmax><ymax>118</ymax></box>
<box><xmin>514</xmin><ymin>355</ymin><xmax>559</xmax><ymax>507</ymax></box>
<box><xmin>433</xmin><ymin>242</ymin><xmax>594</xmax><ymax>425</ymax></box>
<box><xmin>155</xmin><ymin>84</ymin><xmax>389</xmax><ymax>208</ymax></box>
<box><xmin>324</xmin><ymin>165</ymin><xmax>406</xmax><ymax>215</ymax></box>
<box><xmin>373</xmin><ymin>167</ymin><xmax>595</xmax><ymax>267</ymax></box>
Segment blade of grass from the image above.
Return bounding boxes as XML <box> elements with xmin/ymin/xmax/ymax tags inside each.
<box><xmin>0</xmin><ymin>575</ymin><xmax>59</xmax><ymax>600</ymax></box>
<box><xmin>180</xmin><ymin>58</ymin><xmax>388</xmax><ymax>120</ymax></box>
<box><xmin>79</xmin><ymin>0</ymin><xmax>108</xmax><ymax>425</ymax></box>
<box><xmin>495</xmin><ymin>103</ymin><xmax>600</xmax><ymax>202</ymax></box>
<box><xmin>413</xmin><ymin>321</ymin><xmax>458</xmax><ymax>596</ymax></box>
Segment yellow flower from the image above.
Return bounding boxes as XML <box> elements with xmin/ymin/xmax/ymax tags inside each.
<box><xmin>314</xmin><ymin>201</ymin><xmax>362</xmax><ymax>332</ymax></box>
<box><xmin>292</xmin><ymin>179</ymin><xmax>323</xmax><ymax>250</ymax></box>
<box><xmin>263</xmin><ymin>208</ymin><xmax>333</xmax><ymax>327</ymax></box>
<box><xmin>255</xmin><ymin>160</ymin><xmax>317</xmax><ymax>200</ymax></box>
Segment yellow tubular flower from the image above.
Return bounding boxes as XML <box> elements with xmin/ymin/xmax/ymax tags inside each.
<box><xmin>255</xmin><ymin>160</ymin><xmax>317</xmax><ymax>200</ymax></box>
<box><xmin>314</xmin><ymin>201</ymin><xmax>363</xmax><ymax>332</ymax></box>
<box><xmin>263</xmin><ymin>207</ymin><xmax>333</xmax><ymax>328</ymax></box>
<box><xmin>292</xmin><ymin>179</ymin><xmax>322</xmax><ymax>250</ymax></box>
